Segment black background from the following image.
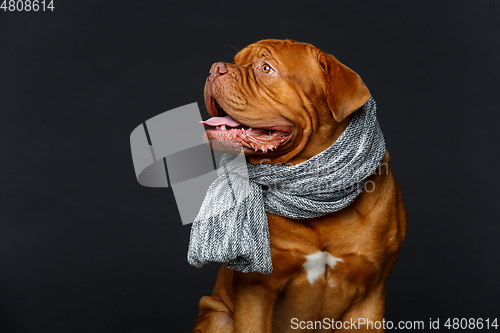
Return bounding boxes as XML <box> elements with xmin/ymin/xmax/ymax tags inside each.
<box><xmin>1</xmin><ymin>1</ymin><xmax>499</xmax><ymax>332</ymax></box>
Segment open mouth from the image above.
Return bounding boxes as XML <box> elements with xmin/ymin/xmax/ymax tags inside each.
<box><xmin>201</xmin><ymin>97</ymin><xmax>293</xmax><ymax>153</ymax></box>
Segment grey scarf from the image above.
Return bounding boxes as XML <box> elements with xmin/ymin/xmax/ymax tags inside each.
<box><xmin>187</xmin><ymin>97</ymin><xmax>385</xmax><ymax>274</ymax></box>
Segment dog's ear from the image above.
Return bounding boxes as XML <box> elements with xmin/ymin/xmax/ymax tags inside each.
<box><xmin>318</xmin><ymin>51</ymin><xmax>371</xmax><ymax>122</ymax></box>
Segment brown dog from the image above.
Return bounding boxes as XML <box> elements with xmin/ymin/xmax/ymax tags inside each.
<box><xmin>193</xmin><ymin>39</ymin><xmax>407</xmax><ymax>333</ymax></box>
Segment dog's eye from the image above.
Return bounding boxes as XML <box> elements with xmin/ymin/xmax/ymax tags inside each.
<box><xmin>262</xmin><ymin>64</ymin><xmax>272</xmax><ymax>73</ymax></box>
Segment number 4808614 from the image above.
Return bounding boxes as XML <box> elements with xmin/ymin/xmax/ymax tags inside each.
<box><xmin>1</xmin><ymin>0</ymin><xmax>55</xmax><ymax>11</ymax></box>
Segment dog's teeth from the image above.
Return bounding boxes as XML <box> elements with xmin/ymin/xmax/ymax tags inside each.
<box><xmin>248</xmin><ymin>127</ymin><xmax>252</xmax><ymax>131</ymax></box>
<box><xmin>221</xmin><ymin>125</ymin><xmax>226</xmax><ymax>130</ymax></box>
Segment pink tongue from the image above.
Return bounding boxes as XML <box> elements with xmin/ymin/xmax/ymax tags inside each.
<box><xmin>200</xmin><ymin>116</ymin><xmax>242</xmax><ymax>127</ymax></box>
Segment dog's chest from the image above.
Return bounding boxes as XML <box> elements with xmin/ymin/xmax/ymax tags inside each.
<box><xmin>302</xmin><ymin>251</ymin><xmax>343</xmax><ymax>284</ymax></box>
<box><xmin>272</xmin><ymin>248</ymin><xmax>359</xmax><ymax>323</ymax></box>
<box><xmin>269</xmin><ymin>212</ymin><xmax>383</xmax><ymax>322</ymax></box>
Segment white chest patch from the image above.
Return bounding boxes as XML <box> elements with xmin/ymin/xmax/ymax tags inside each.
<box><xmin>303</xmin><ymin>251</ymin><xmax>343</xmax><ymax>284</ymax></box>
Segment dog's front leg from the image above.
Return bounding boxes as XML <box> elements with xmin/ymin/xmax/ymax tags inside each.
<box><xmin>193</xmin><ymin>266</ymin><xmax>278</xmax><ymax>333</ymax></box>
<box><xmin>232</xmin><ymin>271</ymin><xmax>278</xmax><ymax>333</ymax></box>
<box><xmin>335</xmin><ymin>285</ymin><xmax>387</xmax><ymax>333</ymax></box>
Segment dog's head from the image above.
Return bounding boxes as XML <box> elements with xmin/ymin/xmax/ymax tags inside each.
<box><xmin>203</xmin><ymin>39</ymin><xmax>370</xmax><ymax>164</ymax></box>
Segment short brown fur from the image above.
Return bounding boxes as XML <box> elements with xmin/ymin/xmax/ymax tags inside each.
<box><xmin>195</xmin><ymin>39</ymin><xmax>407</xmax><ymax>333</ymax></box>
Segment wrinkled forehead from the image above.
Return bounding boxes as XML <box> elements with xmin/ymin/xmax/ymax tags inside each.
<box><xmin>234</xmin><ymin>40</ymin><xmax>320</xmax><ymax>71</ymax></box>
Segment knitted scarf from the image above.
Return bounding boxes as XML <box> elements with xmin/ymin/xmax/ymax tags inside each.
<box><xmin>187</xmin><ymin>97</ymin><xmax>385</xmax><ymax>274</ymax></box>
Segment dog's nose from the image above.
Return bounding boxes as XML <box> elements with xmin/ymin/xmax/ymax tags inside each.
<box><xmin>209</xmin><ymin>62</ymin><xmax>228</xmax><ymax>81</ymax></box>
